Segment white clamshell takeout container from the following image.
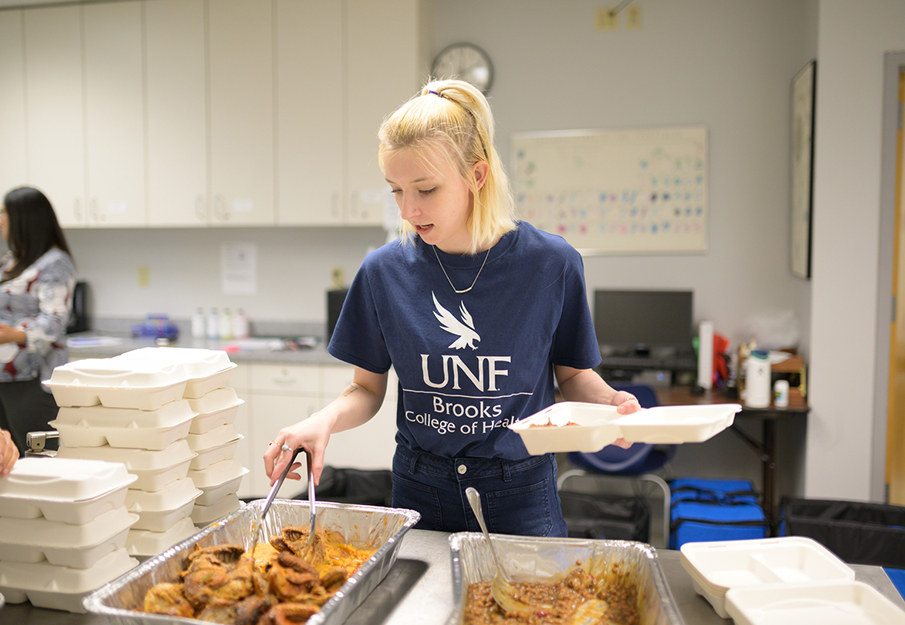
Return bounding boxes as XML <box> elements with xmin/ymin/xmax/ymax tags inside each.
<box><xmin>0</xmin><ymin>548</ymin><xmax>138</xmax><ymax>613</ymax></box>
<box><xmin>57</xmin><ymin>440</ymin><xmax>197</xmax><ymax>492</ymax></box>
<box><xmin>56</xmin><ymin>439</ymin><xmax>197</xmax><ymax>473</ymax></box>
<box><xmin>0</xmin><ymin>506</ymin><xmax>138</xmax><ymax>552</ymax></box>
<box><xmin>680</xmin><ymin>536</ymin><xmax>857</xmax><ymax>618</ymax></box>
<box><xmin>116</xmin><ymin>347</ymin><xmax>235</xmax><ymax>398</ymax></box>
<box><xmin>0</xmin><ymin>457</ymin><xmax>137</xmax><ymax>522</ymax></box>
<box><xmin>45</xmin><ymin>359</ymin><xmax>190</xmax><ymax>410</ymax></box>
<box><xmin>187</xmin><ymin>388</ymin><xmax>243</xmax><ymax>434</ymax></box>
<box><xmin>84</xmin><ymin>499</ymin><xmax>421</xmax><ymax>625</ymax></box>
<box><xmin>192</xmin><ymin>463</ymin><xmax>249</xmax><ymax>506</ymax></box>
<box><xmin>188</xmin><ymin>436</ymin><xmax>243</xmax><ymax>471</ymax></box>
<box><xmin>186</xmin><ymin>456</ymin><xmax>246</xmax><ymax>490</ymax></box>
<box><xmin>125</xmin><ymin>517</ymin><xmax>198</xmax><ymax>559</ymax></box>
<box><xmin>190</xmin><ymin>493</ymin><xmax>242</xmax><ymax>527</ymax></box>
<box><xmin>509</xmin><ymin>401</ymin><xmax>741</xmax><ymax>455</ymax></box>
<box><xmin>185</xmin><ymin>422</ymin><xmax>240</xmax><ymax>452</ymax></box>
<box><xmin>51</xmin><ymin>401</ymin><xmax>198</xmax><ymax>450</ymax></box>
<box><xmin>612</xmin><ymin>403</ymin><xmax>742</xmax><ymax>444</ymax></box>
<box><xmin>125</xmin><ymin>478</ymin><xmax>202</xmax><ymax>516</ymax></box>
<box><xmin>725</xmin><ymin>579</ymin><xmax>905</xmax><ymax>625</ymax></box>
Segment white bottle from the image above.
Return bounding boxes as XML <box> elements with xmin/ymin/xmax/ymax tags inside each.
<box><xmin>745</xmin><ymin>350</ymin><xmax>771</xmax><ymax>408</ymax></box>
<box><xmin>232</xmin><ymin>308</ymin><xmax>250</xmax><ymax>340</ymax></box>
<box><xmin>773</xmin><ymin>379</ymin><xmax>790</xmax><ymax>407</ymax></box>
<box><xmin>206</xmin><ymin>308</ymin><xmax>220</xmax><ymax>340</ymax></box>
<box><xmin>219</xmin><ymin>308</ymin><xmax>234</xmax><ymax>340</ymax></box>
<box><xmin>191</xmin><ymin>308</ymin><xmax>206</xmax><ymax>339</ymax></box>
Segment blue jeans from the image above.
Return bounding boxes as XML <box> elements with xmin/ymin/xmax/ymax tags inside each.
<box><xmin>392</xmin><ymin>445</ymin><xmax>568</xmax><ymax>537</ymax></box>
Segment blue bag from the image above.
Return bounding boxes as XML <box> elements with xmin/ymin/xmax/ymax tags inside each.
<box><xmin>669</xmin><ymin>477</ymin><xmax>769</xmax><ymax>549</ymax></box>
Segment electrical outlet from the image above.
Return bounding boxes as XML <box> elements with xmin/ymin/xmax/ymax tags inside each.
<box><xmin>596</xmin><ymin>7</ymin><xmax>618</xmax><ymax>31</ymax></box>
<box><xmin>331</xmin><ymin>266</ymin><xmax>345</xmax><ymax>289</ymax></box>
<box><xmin>626</xmin><ymin>5</ymin><xmax>642</xmax><ymax>29</ymax></box>
<box><xmin>137</xmin><ymin>266</ymin><xmax>150</xmax><ymax>288</ymax></box>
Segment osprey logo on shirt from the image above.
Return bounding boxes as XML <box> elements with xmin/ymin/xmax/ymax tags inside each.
<box><xmin>432</xmin><ymin>292</ymin><xmax>480</xmax><ymax>350</ymax></box>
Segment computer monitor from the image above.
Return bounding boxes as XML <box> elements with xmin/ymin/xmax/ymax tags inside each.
<box><xmin>594</xmin><ymin>289</ymin><xmax>694</xmax><ymax>357</ymax></box>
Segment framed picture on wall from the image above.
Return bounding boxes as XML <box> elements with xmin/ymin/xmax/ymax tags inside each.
<box><xmin>791</xmin><ymin>60</ymin><xmax>816</xmax><ymax>279</ymax></box>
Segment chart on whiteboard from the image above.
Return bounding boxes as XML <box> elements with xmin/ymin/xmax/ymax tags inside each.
<box><xmin>511</xmin><ymin>126</ymin><xmax>708</xmax><ymax>255</ymax></box>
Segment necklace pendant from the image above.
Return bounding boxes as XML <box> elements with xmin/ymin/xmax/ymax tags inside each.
<box><xmin>433</xmin><ymin>246</ymin><xmax>491</xmax><ymax>295</ymax></box>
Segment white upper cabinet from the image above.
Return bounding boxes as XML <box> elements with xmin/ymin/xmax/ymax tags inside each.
<box><xmin>208</xmin><ymin>0</ymin><xmax>275</xmax><ymax>226</ymax></box>
<box><xmin>23</xmin><ymin>5</ymin><xmax>87</xmax><ymax>227</ymax></box>
<box><xmin>275</xmin><ymin>0</ymin><xmax>344</xmax><ymax>226</ymax></box>
<box><xmin>345</xmin><ymin>0</ymin><xmax>430</xmax><ymax>226</ymax></box>
<box><xmin>11</xmin><ymin>0</ymin><xmax>429</xmax><ymax>229</ymax></box>
<box><xmin>0</xmin><ymin>11</ymin><xmax>27</xmax><ymax>199</ymax></box>
<box><xmin>144</xmin><ymin>0</ymin><xmax>208</xmax><ymax>227</ymax></box>
<box><xmin>83</xmin><ymin>1</ymin><xmax>147</xmax><ymax>226</ymax></box>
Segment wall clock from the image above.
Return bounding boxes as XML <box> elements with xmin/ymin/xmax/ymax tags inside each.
<box><xmin>431</xmin><ymin>43</ymin><xmax>493</xmax><ymax>94</ymax></box>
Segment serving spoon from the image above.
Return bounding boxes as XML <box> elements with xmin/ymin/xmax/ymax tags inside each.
<box><xmin>464</xmin><ymin>487</ymin><xmax>530</xmax><ymax>614</ymax></box>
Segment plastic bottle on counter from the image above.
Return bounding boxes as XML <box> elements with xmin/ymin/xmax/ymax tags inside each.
<box><xmin>744</xmin><ymin>350</ymin><xmax>771</xmax><ymax>408</ymax></box>
<box><xmin>206</xmin><ymin>308</ymin><xmax>220</xmax><ymax>340</ymax></box>
<box><xmin>191</xmin><ymin>308</ymin><xmax>206</xmax><ymax>339</ymax></box>
<box><xmin>773</xmin><ymin>379</ymin><xmax>790</xmax><ymax>407</ymax></box>
<box><xmin>219</xmin><ymin>308</ymin><xmax>234</xmax><ymax>340</ymax></box>
<box><xmin>232</xmin><ymin>308</ymin><xmax>250</xmax><ymax>340</ymax></box>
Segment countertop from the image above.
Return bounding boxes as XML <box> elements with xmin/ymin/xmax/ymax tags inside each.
<box><xmin>65</xmin><ymin>332</ymin><xmax>340</xmax><ymax>366</ymax></box>
<box><xmin>4</xmin><ymin>529</ymin><xmax>905</xmax><ymax>624</ymax></box>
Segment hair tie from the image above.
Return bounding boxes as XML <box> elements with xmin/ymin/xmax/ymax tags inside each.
<box><xmin>428</xmin><ymin>89</ymin><xmax>442</xmax><ymax>97</ymax></box>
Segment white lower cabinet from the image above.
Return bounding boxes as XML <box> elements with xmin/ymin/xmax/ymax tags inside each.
<box><xmin>236</xmin><ymin>362</ymin><xmax>398</xmax><ymax>500</ymax></box>
<box><xmin>321</xmin><ymin>365</ymin><xmax>399</xmax><ymax>472</ymax></box>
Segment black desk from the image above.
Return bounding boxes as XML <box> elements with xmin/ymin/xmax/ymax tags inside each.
<box><xmin>656</xmin><ymin>386</ymin><xmax>809</xmax><ymax>533</ymax></box>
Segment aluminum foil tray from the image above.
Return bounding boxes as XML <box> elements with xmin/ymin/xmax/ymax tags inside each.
<box><xmin>83</xmin><ymin>499</ymin><xmax>420</xmax><ymax>625</ymax></box>
<box><xmin>446</xmin><ymin>533</ymin><xmax>685</xmax><ymax>625</ymax></box>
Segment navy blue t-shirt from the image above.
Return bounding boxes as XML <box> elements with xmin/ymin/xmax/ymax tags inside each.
<box><xmin>327</xmin><ymin>222</ymin><xmax>601</xmax><ymax>461</ymax></box>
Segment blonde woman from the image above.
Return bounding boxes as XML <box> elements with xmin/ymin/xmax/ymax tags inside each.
<box><xmin>266</xmin><ymin>80</ymin><xmax>638</xmax><ymax>536</ymax></box>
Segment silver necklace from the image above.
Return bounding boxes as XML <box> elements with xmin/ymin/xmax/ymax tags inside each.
<box><xmin>432</xmin><ymin>246</ymin><xmax>490</xmax><ymax>294</ymax></box>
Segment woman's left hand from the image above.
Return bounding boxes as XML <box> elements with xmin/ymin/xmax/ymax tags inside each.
<box><xmin>610</xmin><ymin>390</ymin><xmax>642</xmax><ymax>449</ymax></box>
<box><xmin>0</xmin><ymin>323</ymin><xmax>24</xmax><ymax>346</ymax></box>
<box><xmin>612</xmin><ymin>389</ymin><xmax>642</xmax><ymax>415</ymax></box>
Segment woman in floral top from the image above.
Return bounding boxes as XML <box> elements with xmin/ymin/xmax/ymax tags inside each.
<box><xmin>0</xmin><ymin>187</ymin><xmax>75</xmax><ymax>454</ymax></box>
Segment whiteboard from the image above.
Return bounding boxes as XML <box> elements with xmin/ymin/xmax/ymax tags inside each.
<box><xmin>511</xmin><ymin>126</ymin><xmax>708</xmax><ymax>255</ymax></box>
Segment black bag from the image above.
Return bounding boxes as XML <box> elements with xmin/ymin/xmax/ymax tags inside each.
<box><xmin>293</xmin><ymin>466</ymin><xmax>393</xmax><ymax>508</ymax></box>
<box><xmin>780</xmin><ymin>496</ymin><xmax>905</xmax><ymax>568</ymax></box>
<box><xmin>559</xmin><ymin>490</ymin><xmax>651</xmax><ymax>542</ymax></box>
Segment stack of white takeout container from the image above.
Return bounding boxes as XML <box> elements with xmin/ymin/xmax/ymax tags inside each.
<box><xmin>0</xmin><ymin>457</ymin><xmax>140</xmax><ymax>612</ymax></box>
<box><xmin>45</xmin><ymin>347</ymin><xmax>247</xmax><ymax>556</ymax></box>
<box><xmin>184</xmin><ymin>385</ymin><xmax>248</xmax><ymax>527</ymax></box>
<box><xmin>680</xmin><ymin>536</ymin><xmax>905</xmax><ymax>623</ymax></box>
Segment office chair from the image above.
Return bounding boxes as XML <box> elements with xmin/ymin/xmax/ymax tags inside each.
<box><xmin>557</xmin><ymin>384</ymin><xmax>676</xmax><ymax>547</ymax></box>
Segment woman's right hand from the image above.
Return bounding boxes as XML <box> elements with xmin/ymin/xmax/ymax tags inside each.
<box><xmin>263</xmin><ymin>412</ymin><xmax>333</xmax><ymax>488</ymax></box>
<box><xmin>0</xmin><ymin>428</ymin><xmax>18</xmax><ymax>476</ymax></box>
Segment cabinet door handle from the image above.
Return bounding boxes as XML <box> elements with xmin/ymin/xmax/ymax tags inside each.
<box><xmin>195</xmin><ymin>195</ymin><xmax>206</xmax><ymax>222</ymax></box>
<box><xmin>90</xmin><ymin>198</ymin><xmax>101</xmax><ymax>222</ymax></box>
<box><xmin>214</xmin><ymin>194</ymin><xmax>228</xmax><ymax>221</ymax></box>
<box><xmin>73</xmin><ymin>198</ymin><xmax>81</xmax><ymax>221</ymax></box>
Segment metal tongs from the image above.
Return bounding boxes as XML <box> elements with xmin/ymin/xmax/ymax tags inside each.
<box><xmin>250</xmin><ymin>447</ymin><xmax>317</xmax><ymax>556</ymax></box>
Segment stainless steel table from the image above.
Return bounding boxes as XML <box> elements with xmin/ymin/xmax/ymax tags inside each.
<box><xmin>4</xmin><ymin>529</ymin><xmax>905</xmax><ymax>624</ymax></box>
